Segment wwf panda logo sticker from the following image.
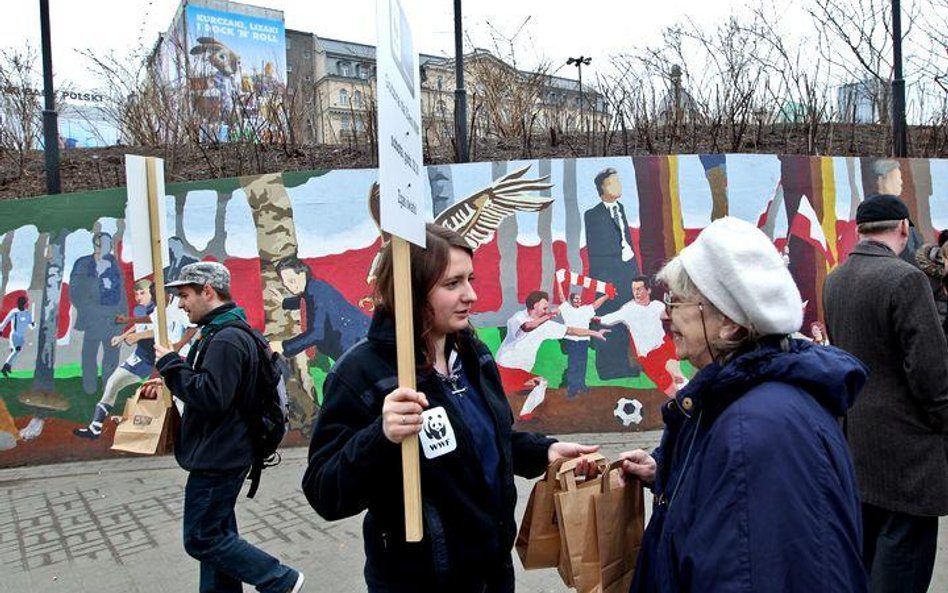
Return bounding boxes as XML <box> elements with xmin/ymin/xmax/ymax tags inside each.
<box><xmin>419</xmin><ymin>406</ymin><xmax>457</xmax><ymax>460</ymax></box>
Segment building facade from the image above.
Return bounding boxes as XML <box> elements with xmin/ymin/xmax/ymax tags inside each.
<box><xmin>148</xmin><ymin>0</ymin><xmax>607</xmax><ymax>146</ymax></box>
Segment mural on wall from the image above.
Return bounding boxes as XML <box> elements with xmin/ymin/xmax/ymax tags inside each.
<box><xmin>0</xmin><ymin>154</ymin><xmax>945</xmax><ymax>466</ymax></box>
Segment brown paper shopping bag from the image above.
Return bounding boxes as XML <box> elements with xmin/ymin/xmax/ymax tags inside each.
<box><xmin>111</xmin><ymin>387</ymin><xmax>173</xmax><ymax>455</ymax></box>
<box><xmin>554</xmin><ymin>453</ymin><xmax>608</xmax><ymax>587</ymax></box>
<box><xmin>517</xmin><ymin>458</ymin><xmax>568</xmax><ymax>569</ymax></box>
<box><xmin>576</xmin><ymin>461</ymin><xmax>645</xmax><ymax>593</ymax></box>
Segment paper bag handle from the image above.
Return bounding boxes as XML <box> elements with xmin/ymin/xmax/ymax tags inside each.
<box><xmin>601</xmin><ymin>460</ymin><xmax>629</xmax><ymax>493</ymax></box>
<box><xmin>545</xmin><ymin>457</ymin><xmax>568</xmax><ymax>480</ymax></box>
<box><xmin>557</xmin><ymin>453</ymin><xmax>608</xmax><ymax>491</ymax></box>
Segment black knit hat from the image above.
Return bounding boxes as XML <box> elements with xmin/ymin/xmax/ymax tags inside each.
<box><xmin>856</xmin><ymin>194</ymin><xmax>914</xmax><ymax>226</ymax></box>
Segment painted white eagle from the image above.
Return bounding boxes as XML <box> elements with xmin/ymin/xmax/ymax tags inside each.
<box><xmin>365</xmin><ymin>164</ymin><xmax>554</xmax><ymax>284</ymax></box>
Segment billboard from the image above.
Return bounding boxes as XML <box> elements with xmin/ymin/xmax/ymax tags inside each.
<box><xmin>184</xmin><ymin>4</ymin><xmax>287</xmax><ymax>141</ymax></box>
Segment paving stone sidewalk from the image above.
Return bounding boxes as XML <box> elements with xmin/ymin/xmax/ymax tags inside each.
<box><xmin>1</xmin><ymin>430</ymin><xmax>944</xmax><ymax>593</ymax></box>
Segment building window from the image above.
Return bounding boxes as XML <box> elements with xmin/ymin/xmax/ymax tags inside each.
<box><xmin>340</xmin><ymin>115</ymin><xmax>351</xmax><ymax>130</ymax></box>
<box><xmin>353</xmin><ymin>90</ymin><xmax>363</xmax><ymax>108</ymax></box>
<box><xmin>338</xmin><ymin>61</ymin><xmax>351</xmax><ymax>77</ymax></box>
<box><xmin>359</xmin><ymin>65</ymin><xmax>369</xmax><ymax>79</ymax></box>
<box><xmin>287</xmin><ymin>38</ymin><xmax>292</xmax><ymax>50</ymax></box>
<box><xmin>436</xmin><ymin>75</ymin><xmax>443</xmax><ymax>90</ymax></box>
<box><xmin>303</xmin><ymin>50</ymin><xmax>312</xmax><ymax>59</ymax></box>
<box><xmin>340</xmin><ymin>89</ymin><xmax>349</xmax><ymax>105</ymax></box>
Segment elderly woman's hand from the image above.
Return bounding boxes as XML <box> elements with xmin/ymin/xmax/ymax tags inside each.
<box><xmin>618</xmin><ymin>449</ymin><xmax>656</xmax><ymax>485</ymax></box>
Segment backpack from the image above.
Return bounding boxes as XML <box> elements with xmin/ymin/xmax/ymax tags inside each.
<box><xmin>200</xmin><ymin>320</ymin><xmax>289</xmax><ymax>498</ymax></box>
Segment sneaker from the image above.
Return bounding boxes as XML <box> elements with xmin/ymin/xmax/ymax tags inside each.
<box><xmin>288</xmin><ymin>572</ymin><xmax>305</xmax><ymax>593</ymax></box>
<box><xmin>73</xmin><ymin>427</ymin><xmax>100</xmax><ymax>440</ymax></box>
<box><xmin>1</xmin><ymin>364</ymin><xmax>9</xmax><ymax>378</ymax></box>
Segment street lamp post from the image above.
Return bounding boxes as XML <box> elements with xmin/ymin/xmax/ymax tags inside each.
<box><xmin>567</xmin><ymin>56</ymin><xmax>591</xmax><ymax>135</ymax></box>
<box><xmin>39</xmin><ymin>0</ymin><xmax>61</xmax><ymax>194</ymax></box>
<box><xmin>453</xmin><ymin>0</ymin><xmax>469</xmax><ymax>163</ymax></box>
<box><xmin>891</xmin><ymin>0</ymin><xmax>907</xmax><ymax>157</ymax></box>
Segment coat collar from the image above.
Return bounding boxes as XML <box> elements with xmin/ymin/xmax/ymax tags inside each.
<box><xmin>850</xmin><ymin>240</ymin><xmax>898</xmax><ymax>258</ymax></box>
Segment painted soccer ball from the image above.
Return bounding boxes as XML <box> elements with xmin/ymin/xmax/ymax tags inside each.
<box><xmin>613</xmin><ymin>397</ymin><xmax>643</xmax><ymax>427</ymax></box>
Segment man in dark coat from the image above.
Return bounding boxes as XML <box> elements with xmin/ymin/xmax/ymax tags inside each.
<box><xmin>583</xmin><ymin>168</ymin><xmax>641</xmax><ymax>380</ymax></box>
<box><xmin>823</xmin><ymin>194</ymin><xmax>948</xmax><ymax>593</ymax></box>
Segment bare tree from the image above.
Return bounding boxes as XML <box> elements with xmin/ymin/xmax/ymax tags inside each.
<box><xmin>0</xmin><ymin>45</ymin><xmax>42</xmax><ymax>180</ymax></box>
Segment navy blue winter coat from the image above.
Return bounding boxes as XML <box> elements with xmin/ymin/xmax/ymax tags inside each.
<box><xmin>631</xmin><ymin>338</ymin><xmax>869</xmax><ymax>593</ymax></box>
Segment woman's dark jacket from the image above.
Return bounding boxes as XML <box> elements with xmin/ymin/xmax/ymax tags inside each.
<box><xmin>302</xmin><ymin>314</ymin><xmax>554</xmax><ymax>591</ymax></box>
<box><xmin>631</xmin><ymin>338</ymin><xmax>869</xmax><ymax>593</ymax></box>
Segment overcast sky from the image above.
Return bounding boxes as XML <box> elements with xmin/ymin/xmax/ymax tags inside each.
<box><xmin>6</xmin><ymin>0</ymin><xmax>802</xmax><ymax>90</ymax></box>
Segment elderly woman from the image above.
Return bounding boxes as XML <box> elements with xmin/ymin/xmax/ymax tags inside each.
<box><xmin>620</xmin><ymin>217</ymin><xmax>869</xmax><ymax>593</ymax></box>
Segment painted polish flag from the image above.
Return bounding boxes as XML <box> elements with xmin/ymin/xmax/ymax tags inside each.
<box><xmin>756</xmin><ymin>182</ymin><xmax>785</xmax><ymax>240</ymax></box>
<box><xmin>756</xmin><ymin>198</ymin><xmax>773</xmax><ymax>228</ymax></box>
<box><xmin>789</xmin><ymin>195</ymin><xmax>835</xmax><ymax>266</ymax></box>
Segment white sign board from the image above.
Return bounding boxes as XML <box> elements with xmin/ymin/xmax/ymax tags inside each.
<box><xmin>376</xmin><ymin>0</ymin><xmax>426</xmax><ymax>247</ymax></box>
<box><xmin>124</xmin><ymin>155</ymin><xmax>169</xmax><ymax>280</ymax></box>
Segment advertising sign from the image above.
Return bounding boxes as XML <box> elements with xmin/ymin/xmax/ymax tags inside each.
<box><xmin>184</xmin><ymin>4</ymin><xmax>287</xmax><ymax>140</ymax></box>
<box><xmin>376</xmin><ymin>0</ymin><xmax>425</xmax><ymax>247</ymax></box>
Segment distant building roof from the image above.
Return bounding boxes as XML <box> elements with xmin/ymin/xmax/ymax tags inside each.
<box><xmin>316</xmin><ymin>36</ymin><xmax>444</xmax><ymax>64</ymax></box>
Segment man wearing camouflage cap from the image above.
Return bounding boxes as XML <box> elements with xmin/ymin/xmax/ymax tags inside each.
<box><xmin>145</xmin><ymin>262</ymin><xmax>305</xmax><ymax>593</ymax></box>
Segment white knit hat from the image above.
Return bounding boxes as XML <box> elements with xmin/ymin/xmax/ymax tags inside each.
<box><xmin>678</xmin><ymin>216</ymin><xmax>803</xmax><ymax>335</ymax></box>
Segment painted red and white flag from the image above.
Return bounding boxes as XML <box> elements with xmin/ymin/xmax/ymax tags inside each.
<box><xmin>757</xmin><ymin>182</ymin><xmax>785</xmax><ymax>240</ymax></box>
<box><xmin>556</xmin><ymin>269</ymin><xmax>616</xmax><ymax>299</ymax></box>
<box><xmin>789</xmin><ymin>195</ymin><xmax>835</xmax><ymax>266</ymax></box>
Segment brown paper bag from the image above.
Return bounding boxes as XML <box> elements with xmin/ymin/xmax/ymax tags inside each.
<box><xmin>156</xmin><ymin>401</ymin><xmax>179</xmax><ymax>455</ymax></box>
<box><xmin>554</xmin><ymin>453</ymin><xmax>609</xmax><ymax>587</ymax></box>
<box><xmin>111</xmin><ymin>387</ymin><xmax>173</xmax><ymax>455</ymax></box>
<box><xmin>576</xmin><ymin>461</ymin><xmax>645</xmax><ymax>593</ymax></box>
<box><xmin>517</xmin><ymin>458</ymin><xmax>568</xmax><ymax>569</ymax></box>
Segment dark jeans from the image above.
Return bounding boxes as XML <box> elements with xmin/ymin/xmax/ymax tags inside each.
<box><xmin>562</xmin><ymin>340</ymin><xmax>589</xmax><ymax>396</ymax></box>
<box><xmin>184</xmin><ymin>468</ymin><xmax>299</xmax><ymax>593</ymax></box>
<box><xmin>862</xmin><ymin>502</ymin><xmax>938</xmax><ymax>593</ymax></box>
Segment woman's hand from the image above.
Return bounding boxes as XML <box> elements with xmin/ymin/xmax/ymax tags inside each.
<box><xmin>618</xmin><ymin>449</ymin><xmax>657</xmax><ymax>485</ymax></box>
<box><xmin>548</xmin><ymin>442</ymin><xmax>601</xmax><ymax>477</ymax></box>
<box><xmin>382</xmin><ymin>387</ymin><xmax>429</xmax><ymax>444</ymax></box>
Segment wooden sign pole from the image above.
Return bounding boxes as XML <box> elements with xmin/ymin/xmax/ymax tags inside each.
<box><xmin>144</xmin><ymin>158</ymin><xmax>170</xmax><ymax>405</ymax></box>
<box><xmin>392</xmin><ymin>236</ymin><xmax>423</xmax><ymax>542</ymax></box>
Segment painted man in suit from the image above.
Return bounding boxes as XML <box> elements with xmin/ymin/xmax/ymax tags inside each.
<box><xmin>824</xmin><ymin>194</ymin><xmax>948</xmax><ymax>593</ymax></box>
<box><xmin>870</xmin><ymin>159</ymin><xmax>923</xmax><ymax>267</ymax></box>
<box><xmin>583</xmin><ymin>168</ymin><xmax>641</xmax><ymax>379</ymax></box>
<box><xmin>70</xmin><ymin>232</ymin><xmax>126</xmax><ymax>394</ymax></box>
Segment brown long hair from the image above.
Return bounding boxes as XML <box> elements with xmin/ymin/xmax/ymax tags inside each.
<box><xmin>373</xmin><ymin>223</ymin><xmax>474</xmax><ymax>369</ymax></box>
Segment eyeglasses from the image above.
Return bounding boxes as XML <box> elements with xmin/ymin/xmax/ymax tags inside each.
<box><xmin>662</xmin><ymin>292</ymin><xmax>703</xmax><ymax>314</ymax></box>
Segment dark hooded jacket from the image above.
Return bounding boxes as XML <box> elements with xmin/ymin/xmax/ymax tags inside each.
<box><xmin>631</xmin><ymin>338</ymin><xmax>868</xmax><ymax>593</ymax></box>
<box><xmin>156</xmin><ymin>303</ymin><xmax>257</xmax><ymax>472</ymax></box>
<box><xmin>301</xmin><ymin>313</ymin><xmax>554</xmax><ymax>592</ymax></box>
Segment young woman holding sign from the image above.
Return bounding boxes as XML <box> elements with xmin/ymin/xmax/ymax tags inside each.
<box><xmin>302</xmin><ymin>223</ymin><xmax>597</xmax><ymax>593</ymax></box>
